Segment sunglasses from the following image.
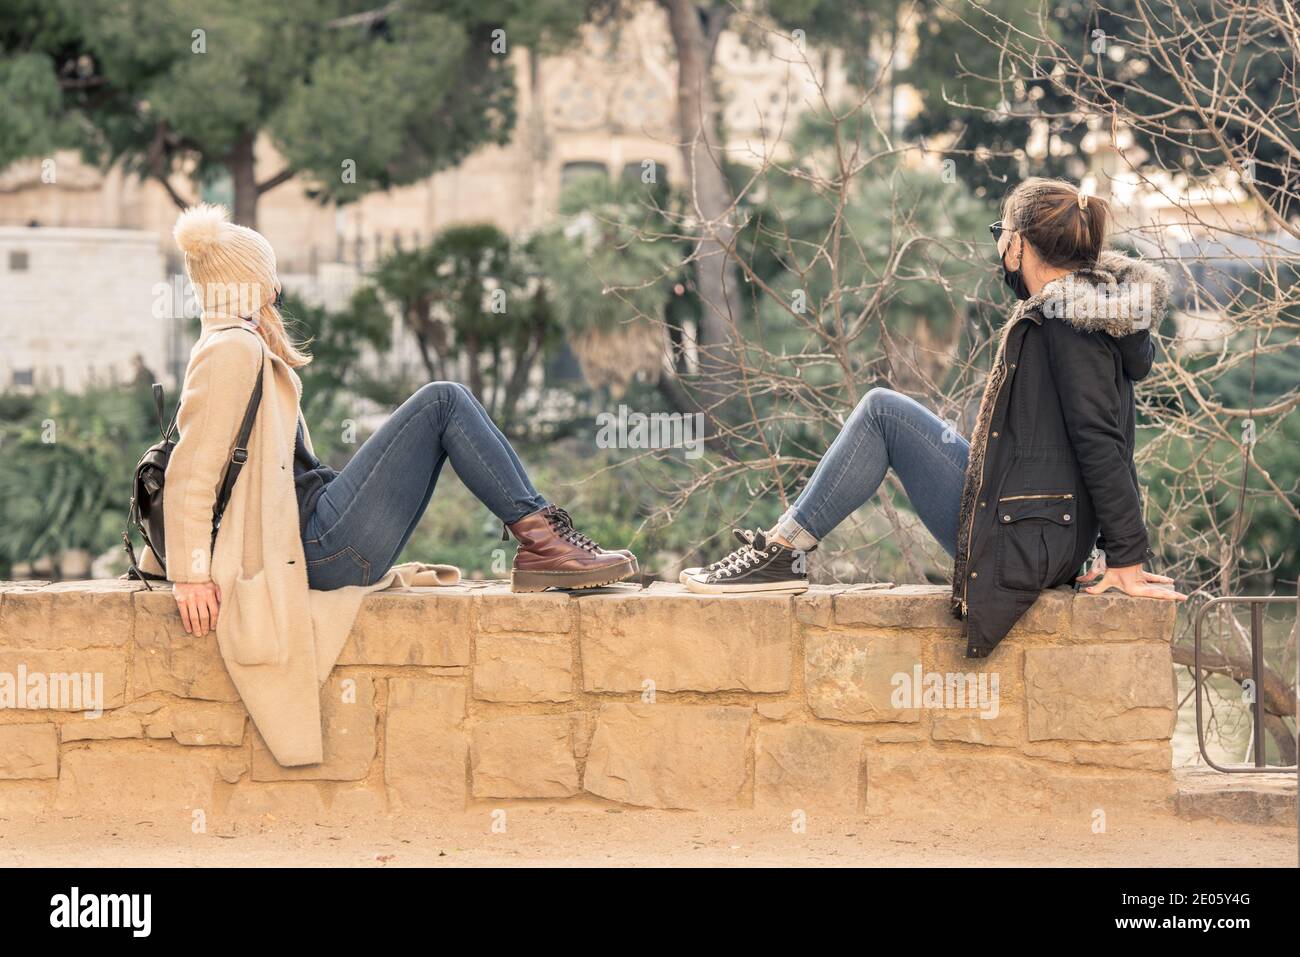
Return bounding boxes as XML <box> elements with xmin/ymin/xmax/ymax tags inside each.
<box><xmin>988</xmin><ymin>221</ymin><xmax>1012</xmax><ymax>242</ymax></box>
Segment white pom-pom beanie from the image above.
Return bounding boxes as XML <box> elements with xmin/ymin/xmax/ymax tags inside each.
<box><xmin>174</xmin><ymin>204</ymin><xmax>278</xmax><ymax>321</ymax></box>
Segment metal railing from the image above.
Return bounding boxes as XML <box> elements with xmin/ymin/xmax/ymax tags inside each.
<box><xmin>1193</xmin><ymin>593</ymin><xmax>1299</xmax><ymax>773</ymax></box>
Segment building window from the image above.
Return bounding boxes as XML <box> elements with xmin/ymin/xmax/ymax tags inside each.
<box><xmin>560</xmin><ymin>161</ymin><xmax>609</xmax><ymax>191</ymax></box>
<box><xmin>12</xmin><ymin>369</ymin><xmax>34</xmax><ymax>387</ymax></box>
<box><xmin>9</xmin><ymin>250</ymin><xmax>29</xmax><ymax>271</ymax></box>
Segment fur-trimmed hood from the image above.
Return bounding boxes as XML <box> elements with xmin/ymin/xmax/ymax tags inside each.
<box><xmin>1016</xmin><ymin>250</ymin><xmax>1169</xmax><ymax>380</ymax></box>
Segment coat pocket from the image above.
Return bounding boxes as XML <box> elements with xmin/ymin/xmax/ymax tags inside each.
<box><xmin>223</xmin><ymin>569</ymin><xmax>282</xmax><ymax>666</ymax></box>
<box><xmin>994</xmin><ymin>494</ymin><xmax>1077</xmax><ymax>592</ymax></box>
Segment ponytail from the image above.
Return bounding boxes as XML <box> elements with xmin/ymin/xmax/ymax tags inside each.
<box><xmin>1004</xmin><ymin>178</ymin><xmax>1110</xmax><ymax>270</ymax></box>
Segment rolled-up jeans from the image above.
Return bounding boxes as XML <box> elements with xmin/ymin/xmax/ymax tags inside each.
<box><xmin>772</xmin><ymin>388</ymin><xmax>969</xmax><ymax>555</ymax></box>
<box><xmin>302</xmin><ymin>381</ymin><xmax>548</xmax><ymax>590</ymax></box>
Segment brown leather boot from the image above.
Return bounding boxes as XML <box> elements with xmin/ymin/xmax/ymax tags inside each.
<box><xmin>508</xmin><ymin>505</ymin><xmax>637</xmax><ymax>592</ymax></box>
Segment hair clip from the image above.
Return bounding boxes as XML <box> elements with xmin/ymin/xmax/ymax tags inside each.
<box><xmin>1077</xmin><ymin>191</ymin><xmax>1089</xmax><ymax>210</ymax></box>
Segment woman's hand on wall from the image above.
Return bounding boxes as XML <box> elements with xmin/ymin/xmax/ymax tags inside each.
<box><xmin>173</xmin><ymin>581</ymin><xmax>221</xmax><ymax>636</ymax></box>
<box><xmin>1078</xmin><ymin>560</ymin><xmax>1186</xmax><ymax>601</ymax></box>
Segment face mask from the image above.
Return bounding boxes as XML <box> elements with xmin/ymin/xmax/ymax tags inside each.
<box><xmin>1000</xmin><ymin>237</ymin><xmax>1031</xmax><ymax>301</ymax></box>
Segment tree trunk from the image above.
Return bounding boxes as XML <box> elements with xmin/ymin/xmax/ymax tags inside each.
<box><xmin>228</xmin><ymin>134</ymin><xmax>259</xmax><ymax>229</ymax></box>
<box><xmin>501</xmin><ymin>295</ymin><xmax>549</xmax><ymax>428</ymax></box>
<box><xmin>489</xmin><ymin>343</ymin><xmax>502</xmax><ymax>415</ymax></box>
<box><xmin>660</xmin><ymin>0</ymin><xmax>742</xmax><ymax>429</ymax></box>
<box><xmin>464</xmin><ymin>332</ymin><xmax>485</xmax><ymax>403</ymax></box>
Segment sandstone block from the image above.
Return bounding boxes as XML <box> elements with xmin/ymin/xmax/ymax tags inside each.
<box><xmin>0</xmin><ymin>649</ymin><xmax>127</xmax><ymax>711</ymax></box>
<box><xmin>0</xmin><ymin>580</ymin><xmax>135</xmax><ymax>650</ymax></box>
<box><xmin>1173</xmin><ymin>769</ymin><xmax>1296</xmax><ymax>826</ymax></box>
<box><xmin>470</xmin><ymin>715</ymin><xmax>580</xmax><ymax>798</ymax></box>
<box><xmin>476</xmin><ymin>589</ymin><xmax>574</xmax><ymax>633</ymax></box>
<box><xmin>755</xmin><ymin>724</ymin><xmax>865</xmax><ymax>813</ymax></box>
<box><xmin>1071</xmin><ymin>593</ymin><xmax>1177</xmax><ymax>643</ymax></box>
<box><xmin>473</xmin><ymin>633</ymin><xmax>572</xmax><ymax>702</ymax></box>
<box><xmin>132</xmin><ymin>589</ymin><xmax>239</xmax><ymax>701</ymax></box>
<box><xmin>1025</xmin><ymin>644</ymin><xmax>1175</xmax><ymax>742</ymax></box>
<box><xmin>338</xmin><ymin>590</ymin><xmax>471</xmax><ymax>665</ymax></box>
<box><xmin>794</xmin><ymin>588</ymin><xmax>835</xmax><ymax>628</ymax></box>
<box><xmin>55</xmin><ymin>747</ymin><xmax>240</xmax><ymax>816</ymax></box>
<box><xmin>866</xmin><ymin>750</ymin><xmax>1049</xmax><ymax>816</ymax></box>
<box><xmin>931</xmin><ymin>709</ymin><xmax>1025</xmax><ymax>748</ymax></box>
<box><xmin>59</xmin><ymin>715</ymin><xmax>145</xmax><ymax>742</ymax></box>
<box><xmin>583</xmin><ymin>703</ymin><xmax>752</xmax><ymax>809</ymax></box>
<box><xmin>1025</xmin><ymin>740</ymin><xmax>1173</xmax><ymax>772</ymax></box>
<box><xmin>1008</xmin><ymin>587</ymin><xmax>1073</xmax><ymax>637</ymax></box>
<box><xmin>384</xmin><ymin>678</ymin><xmax>467</xmax><ymax>811</ymax></box>
<box><xmin>0</xmin><ymin>724</ymin><xmax>58</xmax><ymax>779</ymax></box>
<box><xmin>580</xmin><ymin>592</ymin><xmax>791</xmax><ymax>693</ymax></box>
<box><xmin>927</xmin><ymin>642</ymin><xmax>1024</xmax><ymax>747</ymax></box>
<box><xmin>804</xmin><ymin>631</ymin><xmax>922</xmax><ymax>723</ymax></box>
<box><xmin>150</xmin><ymin>702</ymin><xmax>247</xmax><ymax>746</ymax></box>
<box><xmin>833</xmin><ymin>585</ymin><xmax>957</xmax><ymax>631</ymax></box>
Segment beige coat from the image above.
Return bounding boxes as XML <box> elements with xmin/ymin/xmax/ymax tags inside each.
<box><xmin>146</xmin><ymin>315</ymin><xmax>457</xmax><ymax>766</ymax></box>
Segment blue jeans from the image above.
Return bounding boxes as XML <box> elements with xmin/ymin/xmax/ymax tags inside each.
<box><xmin>303</xmin><ymin>382</ymin><xmax>548</xmax><ymax>589</ymax></box>
<box><xmin>774</xmin><ymin>388</ymin><xmax>969</xmax><ymax>556</ymax></box>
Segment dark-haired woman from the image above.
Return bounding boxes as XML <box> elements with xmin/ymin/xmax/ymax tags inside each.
<box><xmin>682</xmin><ymin>177</ymin><xmax>1185</xmax><ymax>658</ymax></box>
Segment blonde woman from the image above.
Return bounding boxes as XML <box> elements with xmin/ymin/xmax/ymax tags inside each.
<box><xmin>164</xmin><ymin>204</ymin><xmax>638</xmax><ymax>643</ymax></box>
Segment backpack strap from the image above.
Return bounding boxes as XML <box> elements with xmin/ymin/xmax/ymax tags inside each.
<box><xmin>210</xmin><ymin>341</ymin><xmax>266</xmax><ymax>545</ymax></box>
<box><xmin>122</xmin><ymin>534</ymin><xmax>169</xmax><ymax>589</ymax></box>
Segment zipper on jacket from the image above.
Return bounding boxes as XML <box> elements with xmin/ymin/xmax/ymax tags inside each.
<box><xmin>959</xmin><ymin>343</ymin><xmax>1023</xmax><ymax>617</ymax></box>
<box><xmin>997</xmin><ymin>493</ymin><xmax>1074</xmax><ymax>502</ymax></box>
<box><xmin>960</xmin><ymin>467</ymin><xmax>985</xmax><ymax>618</ymax></box>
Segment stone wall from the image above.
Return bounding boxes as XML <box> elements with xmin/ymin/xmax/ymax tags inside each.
<box><xmin>0</xmin><ymin>580</ymin><xmax>1178</xmax><ymax>822</ymax></box>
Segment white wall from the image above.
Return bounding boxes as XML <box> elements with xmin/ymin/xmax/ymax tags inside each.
<box><xmin>0</xmin><ymin>227</ymin><xmax>173</xmax><ymax>393</ymax></box>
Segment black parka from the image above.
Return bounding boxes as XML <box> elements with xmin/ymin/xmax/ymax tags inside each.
<box><xmin>952</xmin><ymin>251</ymin><xmax>1171</xmax><ymax>657</ymax></box>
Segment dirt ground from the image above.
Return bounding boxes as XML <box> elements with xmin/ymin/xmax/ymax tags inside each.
<box><xmin>1</xmin><ymin>806</ymin><xmax>1294</xmax><ymax>867</ymax></box>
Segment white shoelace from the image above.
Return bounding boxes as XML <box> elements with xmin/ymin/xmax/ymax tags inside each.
<box><xmin>702</xmin><ymin>529</ymin><xmax>758</xmax><ymax>574</ymax></box>
<box><xmin>715</xmin><ymin>544</ymin><xmax>762</xmax><ymax>576</ymax></box>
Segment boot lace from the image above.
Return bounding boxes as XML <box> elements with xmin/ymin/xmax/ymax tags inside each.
<box><xmin>546</xmin><ymin>506</ymin><xmax>601</xmax><ymax>552</ymax></box>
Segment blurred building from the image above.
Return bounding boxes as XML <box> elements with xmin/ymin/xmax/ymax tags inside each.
<box><xmin>0</xmin><ymin>226</ymin><xmax>169</xmax><ymax>393</ymax></box>
<box><xmin>0</xmin><ymin>7</ymin><xmax>839</xmax><ymax>393</ymax></box>
<box><xmin>3</xmin><ymin>5</ymin><xmax>1267</xmax><ymax>395</ymax></box>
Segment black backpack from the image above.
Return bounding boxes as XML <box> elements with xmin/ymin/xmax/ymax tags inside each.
<box><xmin>123</xmin><ymin>334</ymin><xmax>265</xmax><ymax>588</ymax></box>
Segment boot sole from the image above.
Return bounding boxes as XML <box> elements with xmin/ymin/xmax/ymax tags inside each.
<box><xmin>511</xmin><ymin>557</ymin><xmax>638</xmax><ymax>593</ymax></box>
<box><xmin>683</xmin><ymin>576</ymin><xmax>809</xmax><ymax>595</ymax></box>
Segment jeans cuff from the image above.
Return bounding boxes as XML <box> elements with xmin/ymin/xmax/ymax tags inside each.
<box><xmin>771</xmin><ymin>508</ymin><xmax>821</xmax><ymax>551</ymax></box>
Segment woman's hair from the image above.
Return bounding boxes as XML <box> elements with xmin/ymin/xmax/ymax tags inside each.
<box><xmin>174</xmin><ymin>204</ymin><xmax>312</xmax><ymax>368</ymax></box>
<box><xmin>250</xmin><ymin>301</ymin><xmax>311</xmax><ymax>370</ymax></box>
<box><xmin>1003</xmin><ymin>177</ymin><xmax>1110</xmax><ymax>271</ymax></box>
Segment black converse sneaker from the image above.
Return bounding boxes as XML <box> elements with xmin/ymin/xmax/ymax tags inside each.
<box><xmin>683</xmin><ymin>531</ymin><xmax>812</xmax><ymax>595</ymax></box>
<box><xmin>678</xmin><ymin>528</ymin><xmax>758</xmax><ymax>584</ymax></box>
